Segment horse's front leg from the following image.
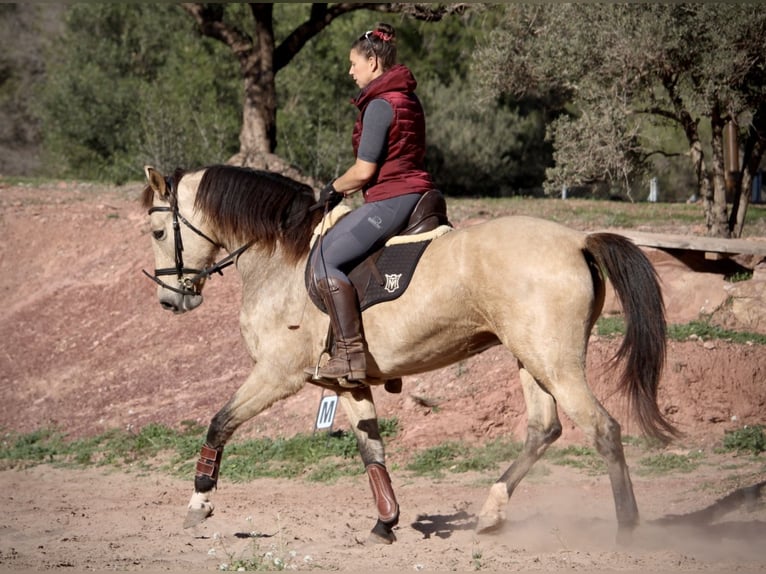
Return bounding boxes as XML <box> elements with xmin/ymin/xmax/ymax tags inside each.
<box><xmin>184</xmin><ymin>364</ymin><xmax>304</xmax><ymax>529</ymax></box>
<box><xmin>338</xmin><ymin>386</ymin><xmax>400</xmax><ymax>544</ymax></box>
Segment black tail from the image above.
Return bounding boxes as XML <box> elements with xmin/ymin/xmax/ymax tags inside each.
<box><xmin>585</xmin><ymin>233</ymin><xmax>679</xmax><ymax>444</ymax></box>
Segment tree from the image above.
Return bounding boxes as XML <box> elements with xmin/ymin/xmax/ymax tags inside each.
<box><xmin>0</xmin><ymin>4</ymin><xmax>66</xmax><ymax>175</ymax></box>
<box><xmin>272</xmin><ymin>3</ymin><xmax>546</xmax><ymax>196</ymax></box>
<box><xmin>179</xmin><ymin>3</ymin><xmax>467</xmax><ymax>178</ymax></box>
<box><xmin>37</xmin><ymin>3</ymin><xmax>548</xmax><ymax>194</ymax></box>
<box><xmin>476</xmin><ymin>4</ymin><xmax>766</xmax><ymax>237</ymax></box>
<box><xmin>38</xmin><ymin>4</ymin><xmax>241</xmax><ymax>181</ymax></box>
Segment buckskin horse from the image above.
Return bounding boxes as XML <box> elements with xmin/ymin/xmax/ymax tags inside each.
<box><xmin>141</xmin><ymin>164</ymin><xmax>677</xmax><ymax>544</ymax></box>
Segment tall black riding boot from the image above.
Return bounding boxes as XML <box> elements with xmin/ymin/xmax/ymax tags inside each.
<box><xmin>309</xmin><ymin>276</ymin><xmax>367</xmax><ymax>381</ymax></box>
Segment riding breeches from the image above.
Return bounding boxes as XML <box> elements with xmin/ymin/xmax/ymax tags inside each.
<box><xmin>311</xmin><ymin>193</ymin><xmax>422</xmax><ymax>283</ymax></box>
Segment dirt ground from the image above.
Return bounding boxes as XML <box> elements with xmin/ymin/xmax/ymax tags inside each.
<box><xmin>1</xmin><ymin>181</ymin><xmax>765</xmax><ymax>572</ymax></box>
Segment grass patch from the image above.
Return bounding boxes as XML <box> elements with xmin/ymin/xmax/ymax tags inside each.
<box><xmin>0</xmin><ymin>422</ymin><xmax>205</xmax><ymax>470</ymax></box>
<box><xmin>594</xmin><ymin>316</ymin><xmax>626</xmax><ymax>337</ymax></box>
<box><xmin>5</xmin><ymin>419</ymin><xmax>761</xmax><ymax>486</ymax></box>
<box><xmin>726</xmin><ymin>270</ymin><xmax>753</xmax><ymax>283</ymax></box>
<box><xmin>405</xmin><ymin>439</ymin><xmax>523</xmax><ymax>477</ymax></box>
<box><xmin>0</xmin><ymin>419</ymin><xmax>400</xmax><ymax>483</ymax></box>
<box><xmin>636</xmin><ymin>451</ymin><xmax>703</xmax><ymax>476</ymax></box>
<box><xmin>221</xmin><ymin>431</ymin><xmax>361</xmax><ymax>482</ymax></box>
<box><xmin>720</xmin><ymin>425</ymin><xmax>765</xmax><ymax>455</ymax></box>
<box><xmin>668</xmin><ymin>320</ymin><xmax>766</xmax><ymax>344</ymax></box>
<box><xmin>595</xmin><ymin>316</ymin><xmax>766</xmax><ymax>345</ymax></box>
<box><xmin>544</xmin><ymin>445</ymin><xmax>606</xmax><ymax>475</ymax></box>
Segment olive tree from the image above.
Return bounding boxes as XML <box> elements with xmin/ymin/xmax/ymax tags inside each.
<box><xmin>476</xmin><ymin>4</ymin><xmax>766</xmax><ymax>237</ymax></box>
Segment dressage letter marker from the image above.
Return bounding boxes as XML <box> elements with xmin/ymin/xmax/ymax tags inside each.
<box><xmin>315</xmin><ymin>394</ymin><xmax>338</xmax><ymax>431</ymax></box>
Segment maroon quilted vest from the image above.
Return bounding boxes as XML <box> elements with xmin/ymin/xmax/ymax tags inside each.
<box><xmin>351</xmin><ymin>64</ymin><xmax>434</xmax><ymax>202</ymax></box>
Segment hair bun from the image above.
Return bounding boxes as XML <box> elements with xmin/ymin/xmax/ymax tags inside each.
<box><xmin>372</xmin><ymin>30</ymin><xmax>392</xmax><ymax>42</ymax></box>
<box><xmin>372</xmin><ymin>23</ymin><xmax>395</xmax><ymax>43</ymax></box>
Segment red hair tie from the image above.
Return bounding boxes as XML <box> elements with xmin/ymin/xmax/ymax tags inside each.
<box><xmin>372</xmin><ymin>30</ymin><xmax>392</xmax><ymax>42</ymax></box>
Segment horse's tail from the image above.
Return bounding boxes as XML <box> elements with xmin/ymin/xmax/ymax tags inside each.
<box><xmin>585</xmin><ymin>232</ymin><xmax>679</xmax><ymax>444</ymax></box>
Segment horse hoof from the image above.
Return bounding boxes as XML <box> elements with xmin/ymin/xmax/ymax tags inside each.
<box><xmin>475</xmin><ymin>513</ymin><xmax>503</xmax><ymax>535</ymax></box>
<box><xmin>183</xmin><ymin>507</ymin><xmax>213</xmax><ymax>529</ymax></box>
<box><xmin>615</xmin><ymin>526</ymin><xmax>634</xmax><ymax>547</ymax></box>
<box><xmin>367</xmin><ymin>530</ymin><xmax>396</xmax><ymax>545</ymax></box>
<box><xmin>368</xmin><ymin>518</ymin><xmax>396</xmax><ymax>544</ymax></box>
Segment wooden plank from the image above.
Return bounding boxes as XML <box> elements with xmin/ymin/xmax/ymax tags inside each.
<box><xmin>608</xmin><ymin>229</ymin><xmax>766</xmax><ymax>256</ymax></box>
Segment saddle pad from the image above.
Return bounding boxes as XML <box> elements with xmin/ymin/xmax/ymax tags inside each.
<box><xmin>305</xmin><ymin>239</ymin><xmax>431</xmax><ymax>313</ymax></box>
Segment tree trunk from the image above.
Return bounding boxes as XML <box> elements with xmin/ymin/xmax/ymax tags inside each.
<box><xmin>179</xmin><ymin>3</ymin><xmax>305</xmax><ymax>180</ymax></box>
<box><xmin>706</xmin><ymin>106</ymin><xmax>730</xmax><ymax>238</ymax></box>
<box><xmin>731</xmin><ymin>104</ymin><xmax>766</xmax><ymax>237</ymax></box>
<box><xmin>239</xmin><ymin>5</ymin><xmax>276</xmax><ymax>154</ymax></box>
<box><xmin>733</xmin><ymin>172</ymin><xmax>752</xmax><ymax>238</ymax></box>
<box><xmin>225</xmin><ymin>5</ymin><xmax>298</xmax><ymax>176</ymax></box>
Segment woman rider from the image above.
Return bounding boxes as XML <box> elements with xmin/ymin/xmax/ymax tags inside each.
<box><xmin>306</xmin><ymin>22</ymin><xmax>436</xmax><ymax>383</ymax></box>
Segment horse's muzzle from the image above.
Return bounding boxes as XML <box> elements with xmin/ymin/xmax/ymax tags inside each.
<box><xmin>159</xmin><ymin>289</ymin><xmax>204</xmax><ymax>314</ymax></box>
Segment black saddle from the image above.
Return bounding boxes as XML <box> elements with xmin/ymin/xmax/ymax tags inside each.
<box><xmin>305</xmin><ymin>190</ymin><xmax>451</xmax><ymax>314</ymax></box>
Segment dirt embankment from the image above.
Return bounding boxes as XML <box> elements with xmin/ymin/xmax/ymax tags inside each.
<box><xmin>1</xmin><ymin>182</ymin><xmax>764</xmax><ymax>572</ymax></box>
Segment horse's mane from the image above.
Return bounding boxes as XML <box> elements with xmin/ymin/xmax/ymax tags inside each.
<box><xmin>143</xmin><ymin>165</ymin><xmax>322</xmax><ymax>265</ymax></box>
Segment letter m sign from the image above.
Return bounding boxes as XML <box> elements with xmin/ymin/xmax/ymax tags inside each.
<box><xmin>315</xmin><ymin>394</ymin><xmax>338</xmax><ymax>431</ymax></box>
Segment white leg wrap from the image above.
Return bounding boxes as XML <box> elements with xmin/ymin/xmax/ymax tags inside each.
<box><xmin>188</xmin><ymin>490</ymin><xmax>214</xmax><ymax>513</ymax></box>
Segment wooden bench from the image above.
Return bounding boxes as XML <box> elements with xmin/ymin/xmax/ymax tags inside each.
<box><xmin>610</xmin><ymin>230</ymin><xmax>766</xmax><ymax>258</ymax></box>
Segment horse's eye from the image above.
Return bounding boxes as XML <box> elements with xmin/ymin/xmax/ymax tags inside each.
<box><xmin>153</xmin><ymin>229</ymin><xmax>166</xmax><ymax>241</ymax></box>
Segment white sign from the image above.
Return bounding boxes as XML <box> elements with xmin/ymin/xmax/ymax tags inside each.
<box><xmin>315</xmin><ymin>394</ymin><xmax>338</xmax><ymax>430</ymax></box>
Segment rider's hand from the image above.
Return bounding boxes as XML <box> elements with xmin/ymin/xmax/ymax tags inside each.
<box><xmin>310</xmin><ymin>180</ymin><xmax>344</xmax><ymax>211</ymax></box>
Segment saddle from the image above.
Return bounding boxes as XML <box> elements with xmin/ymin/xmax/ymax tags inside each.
<box><xmin>305</xmin><ymin>190</ymin><xmax>452</xmax><ymax>315</ymax></box>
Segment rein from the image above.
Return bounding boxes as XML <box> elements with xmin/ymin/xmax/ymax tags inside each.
<box><xmin>142</xmin><ymin>176</ymin><xmax>253</xmax><ymax>297</ymax></box>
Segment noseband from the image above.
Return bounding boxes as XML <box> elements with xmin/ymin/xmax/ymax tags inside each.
<box><xmin>142</xmin><ymin>175</ymin><xmax>252</xmax><ymax>297</ymax></box>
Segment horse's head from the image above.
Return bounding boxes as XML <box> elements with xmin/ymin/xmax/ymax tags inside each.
<box><xmin>142</xmin><ymin>166</ymin><xmax>221</xmax><ymax>314</ymax></box>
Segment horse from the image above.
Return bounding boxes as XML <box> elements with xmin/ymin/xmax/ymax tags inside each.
<box><xmin>141</xmin><ymin>164</ymin><xmax>677</xmax><ymax>544</ymax></box>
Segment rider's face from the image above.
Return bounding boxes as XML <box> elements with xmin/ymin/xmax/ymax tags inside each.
<box><xmin>349</xmin><ymin>49</ymin><xmax>378</xmax><ymax>89</ymax></box>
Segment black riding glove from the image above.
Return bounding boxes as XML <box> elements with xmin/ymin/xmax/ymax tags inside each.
<box><xmin>310</xmin><ymin>180</ymin><xmax>344</xmax><ymax>212</ymax></box>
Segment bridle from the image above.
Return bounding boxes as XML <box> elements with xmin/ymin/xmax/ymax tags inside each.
<box><xmin>142</xmin><ymin>175</ymin><xmax>252</xmax><ymax>297</ymax></box>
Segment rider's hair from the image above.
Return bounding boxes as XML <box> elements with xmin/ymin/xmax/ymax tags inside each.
<box><xmin>351</xmin><ymin>22</ymin><xmax>397</xmax><ymax>71</ymax></box>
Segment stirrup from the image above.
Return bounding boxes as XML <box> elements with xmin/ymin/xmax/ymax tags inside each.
<box><xmin>337</xmin><ymin>376</ymin><xmax>366</xmax><ymax>389</ymax></box>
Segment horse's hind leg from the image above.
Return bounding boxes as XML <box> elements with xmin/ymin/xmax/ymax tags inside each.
<box><xmin>337</xmin><ymin>386</ymin><xmax>399</xmax><ymax>544</ymax></box>
<box><xmin>476</xmin><ymin>365</ymin><xmax>562</xmax><ymax>533</ymax></box>
<box><xmin>547</xmin><ymin>372</ymin><xmax>639</xmax><ymax>543</ymax></box>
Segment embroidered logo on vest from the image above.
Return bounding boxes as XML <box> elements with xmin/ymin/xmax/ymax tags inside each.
<box><xmin>384</xmin><ymin>273</ymin><xmax>402</xmax><ymax>294</ymax></box>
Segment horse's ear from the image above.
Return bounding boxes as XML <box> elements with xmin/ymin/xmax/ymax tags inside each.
<box><xmin>144</xmin><ymin>166</ymin><xmax>170</xmax><ymax>200</ymax></box>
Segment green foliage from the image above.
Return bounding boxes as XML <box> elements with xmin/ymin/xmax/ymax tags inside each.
<box><xmin>636</xmin><ymin>451</ymin><xmax>703</xmax><ymax>475</ymax></box>
<box><xmin>222</xmin><ymin>431</ymin><xmax>361</xmax><ymax>482</ymax></box>
<box><xmin>37</xmin><ymin>4</ymin><xmax>240</xmax><ymax>182</ymax></box>
<box><xmin>596</xmin><ymin>316</ymin><xmax>766</xmax><ymax>345</ymax></box>
<box><xmin>0</xmin><ymin>4</ymin><xmax>66</xmax><ymax>176</ymax></box>
<box><xmin>721</xmin><ymin>425</ymin><xmax>765</xmax><ymax>455</ymax></box>
<box><xmin>0</xmin><ymin>421</ymin><xmax>206</xmax><ymax>470</ymax></box>
<box><xmin>273</xmin><ymin>4</ymin><xmax>541</xmax><ymax>195</ymax></box>
<box><xmin>8</xmin><ymin>421</ymin><xmax>763</xmax><ymax>489</ymax></box>
<box><xmin>667</xmin><ymin>320</ymin><xmax>766</xmax><ymax>345</ymax></box>
<box><xmin>595</xmin><ymin>316</ymin><xmax>626</xmax><ymax>338</ymax></box>
<box><xmin>273</xmin><ymin>6</ymin><xmax>363</xmax><ymax>181</ymax></box>
<box><xmin>422</xmin><ymin>78</ymin><xmax>549</xmax><ymax>196</ymax></box>
<box><xmin>18</xmin><ymin>3</ymin><xmax>547</xmax><ymax>195</ymax></box>
<box><xmin>727</xmin><ymin>271</ymin><xmax>753</xmax><ymax>283</ymax></box>
<box><xmin>1</xmin><ymin>428</ymin><xmax>68</xmax><ymax>466</ymax></box>
<box><xmin>475</xmin><ymin>4</ymin><xmax>766</xmax><ymax>209</ymax></box>
<box><xmin>0</xmin><ymin>418</ymin><xmax>400</xmax><ymax>483</ymax></box>
<box><xmin>544</xmin><ymin>445</ymin><xmax>606</xmax><ymax>475</ymax></box>
<box><xmin>405</xmin><ymin>439</ymin><xmax>523</xmax><ymax>477</ymax></box>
